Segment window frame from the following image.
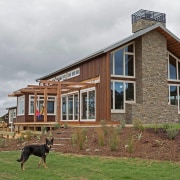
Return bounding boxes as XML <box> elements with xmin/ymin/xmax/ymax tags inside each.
<box><xmin>80</xmin><ymin>87</ymin><xmax>96</xmax><ymax>121</ymax></box>
<box><xmin>29</xmin><ymin>95</ymin><xmax>56</xmax><ymax>115</ymax></box>
<box><xmin>111</xmin><ymin>42</ymin><xmax>135</xmax><ymax>78</ymax></box>
<box><xmin>17</xmin><ymin>95</ymin><xmax>25</xmax><ymax>115</ymax></box>
<box><xmin>168</xmin><ymin>52</ymin><xmax>180</xmax><ymax>81</ymax></box>
<box><xmin>111</xmin><ymin>80</ymin><xmax>136</xmax><ymax>113</ymax></box>
<box><xmin>61</xmin><ymin>91</ymin><xmax>79</xmax><ymax>121</ymax></box>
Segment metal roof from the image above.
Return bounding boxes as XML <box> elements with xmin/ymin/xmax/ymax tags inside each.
<box><xmin>37</xmin><ymin>23</ymin><xmax>180</xmax><ymax>81</ymax></box>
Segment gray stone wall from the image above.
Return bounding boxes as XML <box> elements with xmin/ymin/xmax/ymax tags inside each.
<box><xmin>111</xmin><ymin>113</ymin><xmax>126</xmax><ymax>122</ymax></box>
<box><xmin>125</xmin><ymin>30</ymin><xmax>180</xmax><ymax>124</ymax></box>
<box><xmin>132</xmin><ymin>19</ymin><xmax>165</xmax><ymax>33</ymax></box>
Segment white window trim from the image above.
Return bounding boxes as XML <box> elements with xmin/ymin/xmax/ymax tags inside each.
<box><xmin>168</xmin><ymin>84</ymin><xmax>180</xmax><ymax>114</ymax></box>
<box><xmin>61</xmin><ymin>91</ymin><xmax>79</xmax><ymax>121</ymax></box>
<box><xmin>17</xmin><ymin>95</ymin><xmax>25</xmax><ymax>116</ymax></box>
<box><xmin>167</xmin><ymin>51</ymin><xmax>180</xmax><ymax>81</ymax></box>
<box><xmin>111</xmin><ymin>80</ymin><xmax>136</xmax><ymax>113</ymax></box>
<box><xmin>80</xmin><ymin>87</ymin><xmax>96</xmax><ymax>122</ymax></box>
<box><xmin>29</xmin><ymin>95</ymin><xmax>56</xmax><ymax>115</ymax></box>
<box><xmin>111</xmin><ymin>42</ymin><xmax>135</xmax><ymax>78</ymax></box>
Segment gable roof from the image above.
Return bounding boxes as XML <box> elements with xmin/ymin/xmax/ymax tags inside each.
<box><xmin>37</xmin><ymin>23</ymin><xmax>180</xmax><ymax>81</ymax></box>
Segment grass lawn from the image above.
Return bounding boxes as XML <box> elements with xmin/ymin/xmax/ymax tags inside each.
<box><xmin>0</xmin><ymin>151</ymin><xmax>180</xmax><ymax>180</ymax></box>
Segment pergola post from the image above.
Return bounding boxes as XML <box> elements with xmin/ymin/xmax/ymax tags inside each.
<box><xmin>56</xmin><ymin>83</ymin><xmax>61</xmax><ymax>122</ymax></box>
<box><xmin>34</xmin><ymin>92</ymin><xmax>37</xmax><ymax>122</ymax></box>
<box><xmin>44</xmin><ymin>88</ymin><xmax>47</xmax><ymax>122</ymax></box>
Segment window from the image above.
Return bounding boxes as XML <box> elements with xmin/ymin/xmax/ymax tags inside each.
<box><xmin>111</xmin><ymin>81</ymin><xmax>135</xmax><ymax>112</ymax></box>
<box><xmin>111</xmin><ymin>43</ymin><xmax>135</xmax><ymax>77</ymax></box>
<box><xmin>168</xmin><ymin>53</ymin><xmax>180</xmax><ymax>80</ymax></box>
<box><xmin>61</xmin><ymin>93</ymin><xmax>79</xmax><ymax>121</ymax></box>
<box><xmin>17</xmin><ymin>96</ymin><xmax>25</xmax><ymax>115</ymax></box>
<box><xmin>169</xmin><ymin>85</ymin><xmax>177</xmax><ymax>105</ymax></box>
<box><xmin>29</xmin><ymin>95</ymin><xmax>56</xmax><ymax>115</ymax></box>
<box><xmin>168</xmin><ymin>85</ymin><xmax>180</xmax><ymax>113</ymax></box>
<box><xmin>81</xmin><ymin>88</ymin><xmax>96</xmax><ymax>121</ymax></box>
<box><xmin>54</xmin><ymin>68</ymin><xmax>80</xmax><ymax>82</ymax></box>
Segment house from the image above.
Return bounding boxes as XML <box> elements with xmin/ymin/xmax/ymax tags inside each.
<box><xmin>9</xmin><ymin>9</ymin><xmax>180</xmax><ymax>130</ymax></box>
<box><xmin>6</xmin><ymin>106</ymin><xmax>17</xmax><ymax>131</ymax></box>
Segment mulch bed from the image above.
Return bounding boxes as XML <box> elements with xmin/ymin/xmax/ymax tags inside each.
<box><xmin>1</xmin><ymin>126</ymin><xmax>180</xmax><ymax>162</ymax></box>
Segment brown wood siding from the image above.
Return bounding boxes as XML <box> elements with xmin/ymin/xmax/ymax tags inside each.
<box><xmin>43</xmin><ymin>53</ymin><xmax>111</xmax><ymax>122</ymax></box>
<box><xmin>96</xmin><ymin>53</ymin><xmax>111</xmax><ymax>122</ymax></box>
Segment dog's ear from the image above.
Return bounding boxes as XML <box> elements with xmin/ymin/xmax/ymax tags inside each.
<box><xmin>51</xmin><ymin>138</ymin><xmax>54</xmax><ymax>144</ymax></box>
<box><xmin>45</xmin><ymin>138</ymin><xmax>48</xmax><ymax>143</ymax></box>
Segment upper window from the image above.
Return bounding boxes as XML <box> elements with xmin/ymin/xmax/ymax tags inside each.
<box><xmin>111</xmin><ymin>43</ymin><xmax>135</xmax><ymax>77</ymax></box>
<box><xmin>17</xmin><ymin>96</ymin><xmax>25</xmax><ymax>115</ymax></box>
<box><xmin>50</xmin><ymin>68</ymin><xmax>80</xmax><ymax>82</ymax></box>
<box><xmin>168</xmin><ymin>53</ymin><xmax>180</xmax><ymax>80</ymax></box>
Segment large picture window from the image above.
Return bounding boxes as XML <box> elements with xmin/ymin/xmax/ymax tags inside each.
<box><xmin>111</xmin><ymin>81</ymin><xmax>135</xmax><ymax>112</ymax></box>
<box><xmin>168</xmin><ymin>53</ymin><xmax>180</xmax><ymax>80</ymax></box>
<box><xmin>29</xmin><ymin>95</ymin><xmax>56</xmax><ymax>115</ymax></box>
<box><xmin>17</xmin><ymin>96</ymin><xmax>25</xmax><ymax>115</ymax></box>
<box><xmin>111</xmin><ymin>43</ymin><xmax>135</xmax><ymax>77</ymax></box>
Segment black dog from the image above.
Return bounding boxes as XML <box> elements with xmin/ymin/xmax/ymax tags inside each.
<box><xmin>17</xmin><ymin>138</ymin><xmax>54</xmax><ymax>170</ymax></box>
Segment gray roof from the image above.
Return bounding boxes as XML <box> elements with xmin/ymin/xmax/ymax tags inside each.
<box><xmin>37</xmin><ymin>23</ymin><xmax>180</xmax><ymax>81</ymax></box>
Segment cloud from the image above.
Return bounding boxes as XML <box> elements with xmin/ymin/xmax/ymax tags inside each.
<box><xmin>0</xmin><ymin>0</ymin><xmax>180</xmax><ymax>116</ymax></box>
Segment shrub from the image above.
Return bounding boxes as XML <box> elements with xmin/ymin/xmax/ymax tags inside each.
<box><xmin>42</xmin><ymin>126</ymin><xmax>47</xmax><ymax>134</ymax></box>
<box><xmin>96</xmin><ymin>128</ymin><xmax>105</xmax><ymax>146</ymax></box>
<box><xmin>120</xmin><ymin>120</ymin><xmax>126</xmax><ymax>128</ymax></box>
<box><xmin>162</xmin><ymin>123</ymin><xmax>171</xmax><ymax>132</ymax></box>
<box><xmin>16</xmin><ymin>134</ymin><xmax>24</xmax><ymax>143</ymax></box>
<box><xmin>25</xmin><ymin>130</ymin><xmax>32</xmax><ymax>140</ymax></box>
<box><xmin>71</xmin><ymin>128</ymin><xmax>87</xmax><ymax>150</ymax></box>
<box><xmin>0</xmin><ymin>138</ymin><xmax>7</xmax><ymax>148</ymax></box>
<box><xmin>53</xmin><ymin>123</ymin><xmax>61</xmax><ymax>130</ymax></box>
<box><xmin>125</xmin><ymin>136</ymin><xmax>134</xmax><ymax>154</ymax></box>
<box><xmin>109</xmin><ymin>128</ymin><xmax>119</xmax><ymax>151</ymax></box>
<box><xmin>166</xmin><ymin>128</ymin><xmax>179</xmax><ymax>140</ymax></box>
<box><xmin>100</xmin><ymin>120</ymin><xmax>108</xmax><ymax>136</ymax></box>
<box><xmin>64</xmin><ymin>122</ymin><xmax>68</xmax><ymax>129</ymax></box>
<box><xmin>133</xmin><ymin>120</ymin><xmax>144</xmax><ymax>132</ymax></box>
<box><xmin>114</xmin><ymin>124</ymin><xmax>122</xmax><ymax>135</ymax></box>
<box><xmin>153</xmin><ymin>123</ymin><xmax>159</xmax><ymax>133</ymax></box>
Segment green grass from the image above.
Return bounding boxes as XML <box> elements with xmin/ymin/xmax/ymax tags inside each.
<box><xmin>0</xmin><ymin>151</ymin><xmax>180</xmax><ymax>180</ymax></box>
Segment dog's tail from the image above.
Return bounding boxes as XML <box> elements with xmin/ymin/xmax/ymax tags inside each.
<box><xmin>17</xmin><ymin>155</ymin><xmax>23</xmax><ymax>162</ymax></box>
<box><xmin>17</xmin><ymin>149</ymin><xmax>24</xmax><ymax>162</ymax></box>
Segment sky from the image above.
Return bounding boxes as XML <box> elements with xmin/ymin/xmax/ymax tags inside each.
<box><xmin>0</xmin><ymin>0</ymin><xmax>180</xmax><ymax>116</ymax></box>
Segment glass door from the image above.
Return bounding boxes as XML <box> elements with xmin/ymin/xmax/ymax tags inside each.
<box><xmin>80</xmin><ymin>88</ymin><xmax>96</xmax><ymax>121</ymax></box>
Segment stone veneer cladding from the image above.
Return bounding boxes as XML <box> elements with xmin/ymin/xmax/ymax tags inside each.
<box><xmin>132</xmin><ymin>19</ymin><xmax>166</xmax><ymax>33</ymax></box>
<box><xmin>125</xmin><ymin>30</ymin><xmax>180</xmax><ymax>124</ymax></box>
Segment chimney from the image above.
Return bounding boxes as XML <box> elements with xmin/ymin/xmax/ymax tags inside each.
<box><xmin>132</xmin><ymin>9</ymin><xmax>166</xmax><ymax>33</ymax></box>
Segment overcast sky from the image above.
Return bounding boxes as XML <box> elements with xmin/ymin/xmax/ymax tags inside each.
<box><xmin>0</xmin><ymin>0</ymin><xmax>180</xmax><ymax>116</ymax></box>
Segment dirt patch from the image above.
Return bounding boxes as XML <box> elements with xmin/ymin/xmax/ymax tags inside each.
<box><xmin>1</xmin><ymin>126</ymin><xmax>180</xmax><ymax>162</ymax></box>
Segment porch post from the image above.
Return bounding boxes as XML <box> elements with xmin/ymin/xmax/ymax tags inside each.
<box><xmin>34</xmin><ymin>92</ymin><xmax>37</xmax><ymax>122</ymax></box>
<box><xmin>56</xmin><ymin>83</ymin><xmax>61</xmax><ymax>122</ymax></box>
<box><xmin>44</xmin><ymin>88</ymin><xmax>47</xmax><ymax>122</ymax></box>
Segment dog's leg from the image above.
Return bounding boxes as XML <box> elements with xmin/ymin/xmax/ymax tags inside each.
<box><xmin>21</xmin><ymin>162</ymin><xmax>25</xmax><ymax>171</ymax></box>
<box><xmin>42</xmin><ymin>156</ymin><xmax>48</xmax><ymax>168</ymax></box>
<box><xmin>21</xmin><ymin>155</ymin><xmax>30</xmax><ymax>171</ymax></box>
<box><xmin>38</xmin><ymin>158</ymin><xmax>43</xmax><ymax>168</ymax></box>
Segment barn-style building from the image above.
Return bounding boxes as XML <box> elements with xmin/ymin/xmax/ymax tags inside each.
<box><xmin>9</xmin><ymin>10</ymin><xmax>180</xmax><ymax>130</ymax></box>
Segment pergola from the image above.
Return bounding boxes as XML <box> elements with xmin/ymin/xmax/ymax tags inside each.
<box><xmin>8</xmin><ymin>80</ymin><xmax>97</xmax><ymax>123</ymax></box>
